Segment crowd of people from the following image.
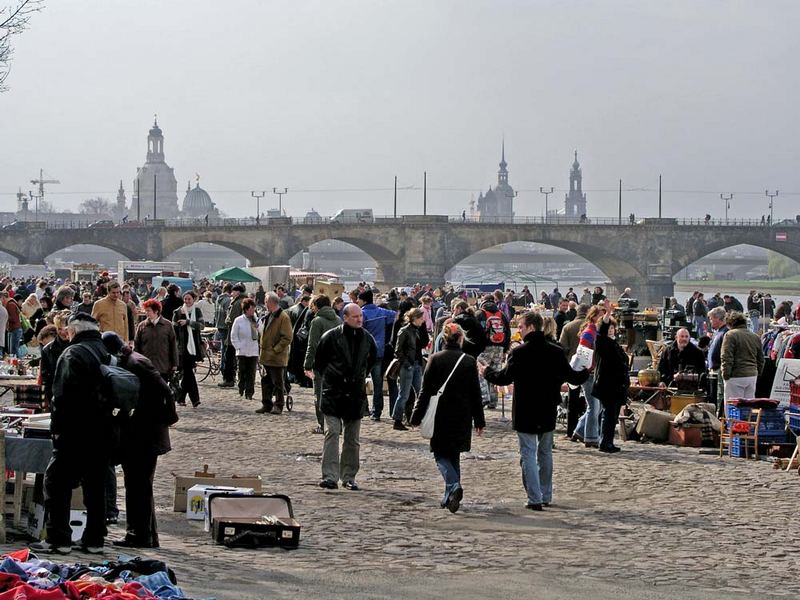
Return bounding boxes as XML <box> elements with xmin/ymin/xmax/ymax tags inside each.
<box><xmin>4</xmin><ymin>270</ymin><xmax>798</xmax><ymax>553</ymax></box>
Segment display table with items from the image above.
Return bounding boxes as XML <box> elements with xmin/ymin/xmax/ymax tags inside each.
<box><xmin>0</xmin><ymin>414</ymin><xmax>54</xmax><ymax>542</ymax></box>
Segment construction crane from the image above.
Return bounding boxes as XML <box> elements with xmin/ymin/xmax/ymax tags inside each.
<box><xmin>30</xmin><ymin>168</ymin><xmax>59</xmax><ymax>217</ymax></box>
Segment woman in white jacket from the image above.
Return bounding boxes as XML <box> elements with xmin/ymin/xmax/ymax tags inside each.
<box><xmin>230</xmin><ymin>297</ymin><xmax>260</xmax><ymax>400</ymax></box>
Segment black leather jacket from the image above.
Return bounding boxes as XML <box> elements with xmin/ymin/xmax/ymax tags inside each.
<box><xmin>313</xmin><ymin>324</ymin><xmax>376</xmax><ymax>420</ymax></box>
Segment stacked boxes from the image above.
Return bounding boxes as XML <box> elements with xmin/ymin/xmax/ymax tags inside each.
<box><xmin>726</xmin><ymin>404</ymin><xmax>787</xmax><ymax>457</ymax></box>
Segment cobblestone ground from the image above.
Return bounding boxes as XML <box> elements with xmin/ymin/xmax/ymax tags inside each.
<box><xmin>6</xmin><ymin>379</ymin><xmax>798</xmax><ymax>598</ymax></box>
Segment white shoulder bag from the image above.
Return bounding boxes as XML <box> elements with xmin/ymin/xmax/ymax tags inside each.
<box><xmin>420</xmin><ymin>354</ymin><xmax>466</xmax><ymax>439</ymax></box>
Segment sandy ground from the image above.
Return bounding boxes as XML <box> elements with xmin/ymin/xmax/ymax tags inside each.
<box><xmin>4</xmin><ymin>378</ymin><xmax>798</xmax><ymax>599</ymax></box>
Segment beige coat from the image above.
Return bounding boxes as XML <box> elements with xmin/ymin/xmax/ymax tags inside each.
<box><xmin>92</xmin><ymin>296</ymin><xmax>129</xmax><ymax>341</ymax></box>
<box><xmin>259</xmin><ymin>307</ymin><xmax>293</xmax><ymax>367</ymax></box>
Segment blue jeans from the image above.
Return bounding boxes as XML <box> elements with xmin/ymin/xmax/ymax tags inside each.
<box><xmin>434</xmin><ymin>452</ymin><xmax>461</xmax><ymax>506</ymax></box>
<box><xmin>391</xmin><ymin>363</ymin><xmax>422</xmax><ymax>422</ymax></box>
<box><xmin>693</xmin><ymin>316</ymin><xmax>708</xmax><ymax>338</ymax></box>
<box><xmin>7</xmin><ymin>328</ymin><xmax>22</xmax><ymax>356</ymax></box>
<box><xmin>574</xmin><ymin>375</ymin><xmax>600</xmax><ymax>443</ymax></box>
<box><xmin>369</xmin><ymin>359</ymin><xmax>385</xmax><ymax>418</ymax></box>
<box><xmin>517</xmin><ymin>430</ymin><xmax>554</xmax><ymax>505</ymax></box>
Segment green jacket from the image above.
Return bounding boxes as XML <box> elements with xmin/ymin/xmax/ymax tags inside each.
<box><xmin>721</xmin><ymin>324</ymin><xmax>764</xmax><ymax>380</ymax></box>
<box><xmin>303</xmin><ymin>306</ymin><xmax>341</xmax><ymax>371</ymax></box>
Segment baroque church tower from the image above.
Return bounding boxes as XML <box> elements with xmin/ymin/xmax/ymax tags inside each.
<box><xmin>476</xmin><ymin>141</ymin><xmax>515</xmax><ymax>222</ymax></box>
<box><xmin>564</xmin><ymin>151</ymin><xmax>587</xmax><ymax>219</ymax></box>
<box><xmin>133</xmin><ymin>117</ymin><xmax>179</xmax><ymax>219</ymax></box>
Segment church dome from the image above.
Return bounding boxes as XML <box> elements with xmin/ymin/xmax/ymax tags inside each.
<box><xmin>182</xmin><ymin>182</ymin><xmax>216</xmax><ymax>216</ymax></box>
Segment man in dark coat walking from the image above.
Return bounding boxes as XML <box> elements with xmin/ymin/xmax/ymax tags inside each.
<box><xmin>313</xmin><ymin>303</ymin><xmax>376</xmax><ymax>490</ymax></box>
<box><xmin>481</xmin><ymin>311</ymin><xmax>588</xmax><ymax>511</ymax></box>
<box><xmin>32</xmin><ymin>313</ymin><xmax>115</xmax><ymax>554</ymax></box>
<box><xmin>102</xmin><ymin>332</ymin><xmax>174</xmax><ymax>548</ymax></box>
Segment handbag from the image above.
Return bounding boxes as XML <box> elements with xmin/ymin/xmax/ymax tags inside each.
<box><xmin>385</xmin><ymin>358</ymin><xmax>401</xmax><ymax>380</ymax></box>
<box><xmin>420</xmin><ymin>354</ymin><xmax>465</xmax><ymax>440</ymax></box>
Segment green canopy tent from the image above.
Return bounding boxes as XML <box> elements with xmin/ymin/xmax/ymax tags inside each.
<box><xmin>210</xmin><ymin>266</ymin><xmax>261</xmax><ymax>283</ymax></box>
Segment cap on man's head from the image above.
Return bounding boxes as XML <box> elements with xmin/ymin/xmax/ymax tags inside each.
<box><xmin>358</xmin><ymin>289</ymin><xmax>374</xmax><ymax>305</ymax></box>
<box><xmin>101</xmin><ymin>331</ymin><xmax>124</xmax><ymax>354</ymax></box>
<box><xmin>68</xmin><ymin>313</ymin><xmax>98</xmax><ymax>326</ymax></box>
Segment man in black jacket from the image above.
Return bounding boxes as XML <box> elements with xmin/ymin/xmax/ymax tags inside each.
<box><xmin>31</xmin><ymin>313</ymin><xmax>115</xmax><ymax>555</ymax></box>
<box><xmin>657</xmin><ymin>328</ymin><xmax>707</xmax><ymax>387</ymax></box>
<box><xmin>313</xmin><ymin>304</ymin><xmax>376</xmax><ymax>491</ymax></box>
<box><xmin>481</xmin><ymin>311</ymin><xmax>588</xmax><ymax>511</ymax></box>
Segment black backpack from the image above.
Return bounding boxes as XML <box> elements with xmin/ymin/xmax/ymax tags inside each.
<box><xmin>100</xmin><ymin>356</ymin><xmax>140</xmax><ymax>418</ymax></box>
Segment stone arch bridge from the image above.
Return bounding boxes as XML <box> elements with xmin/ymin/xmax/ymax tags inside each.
<box><xmin>1</xmin><ymin>217</ymin><xmax>798</xmax><ymax>305</ymax></box>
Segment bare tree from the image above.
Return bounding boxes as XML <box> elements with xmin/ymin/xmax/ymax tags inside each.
<box><xmin>0</xmin><ymin>0</ymin><xmax>43</xmax><ymax>92</ymax></box>
<box><xmin>79</xmin><ymin>196</ymin><xmax>112</xmax><ymax>215</ymax></box>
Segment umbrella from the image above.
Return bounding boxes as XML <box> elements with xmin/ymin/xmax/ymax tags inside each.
<box><xmin>211</xmin><ymin>266</ymin><xmax>261</xmax><ymax>283</ymax></box>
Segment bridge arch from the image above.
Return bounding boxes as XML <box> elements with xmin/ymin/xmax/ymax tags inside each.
<box><xmin>160</xmin><ymin>231</ymin><xmax>269</xmax><ymax>265</ymax></box>
<box><xmin>443</xmin><ymin>226</ymin><xmax>645</xmax><ymax>285</ymax></box>
<box><xmin>0</xmin><ymin>247</ymin><xmax>24</xmax><ymax>264</ymax></box>
<box><xmin>42</xmin><ymin>241</ymin><xmax>138</xmax><ymax>262</ymax></box>
<box><xmin>673</xmin><ymin>237</ymin><xmax>800</xmax><ymax>277</ymax></box>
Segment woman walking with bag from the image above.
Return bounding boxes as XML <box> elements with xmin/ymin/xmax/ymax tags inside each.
<box><xmin>592</xmin><ymin>299</ymin><xmax>630</xmax><ymax>453</ymax></box>
<box><xmin>172</xmin><ymin>290</ymin><xmax>205</xmax><ymax>408</ymax></box>
<box><xmin>410</xmin><ymin>323</ymin><xmax>484</xmax><ymax>513</ymax></box>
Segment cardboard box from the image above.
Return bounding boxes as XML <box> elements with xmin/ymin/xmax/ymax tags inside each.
<box><xmin>186</xmin><ymin>485</ymin><xmax>255</xmax><ymax>521</ymax></box>
<box><xmin>28</xmin><ymin>505</ymin><xmax>86</xmax><ymax>542</ymax></box>
<box><xmin>669</xmin><ymin>394</ymin><xmax>702</xmax><ymax>416</ymax></box>
<box><xmin>668</xmin><ymin>422</ymin><xmax>704</xmax><ymax>447</ymax></box>
<box><xmin>174</xmin><ymin>474</ymin><xmax>262</xmax><ymax>512</ymax></box>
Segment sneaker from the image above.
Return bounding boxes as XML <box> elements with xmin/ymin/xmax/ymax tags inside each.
<box><xmin>370</xmin><ymin>415</ymin><xmax>381</xmax><ymax>422</ymax></box>
<box><xmin>270</xmin><ymin>407</ymin><xmax>283</xmax><ymax>415</ymax></box>
<box><xmin>255</xmin><ymin>406</ymin><xmax>271</xmax><ymax>414</ymax></box>
<box><xmin>29</xmin><ymin>541</ymin><xmax>71</xmax><ymax>555</ymax></box>
<box><xmin>393</xmin><ymin>420</ymin><xmax>408</xmax><ymax>431</ymax></box>
<box><xmin>311</xmin><ymin>425</ymin><xmax>324</xmax><ymax>434</ymax></box>
<box><xmin>105</xmin><ymin>516</ymin><xmax>118</xmax><ymax>525</ymax></box>
<box><xmin>526</xmin><ymin>503</ymin><xmax>543</xmax><ymax>512</ymax></box>
<box><xmin>79</xmin><ymin>544</ymin><xmax>104</xmax><ymax>555</ymax></box>
<box><xmin>343</xmin><ymin>481</ymin><xmax>360</xmax><ymax>491</ymax></box>
<box><xmin>446</xmin><ymin>486</ymin><xmax>463</xmax><ymax>514</ymax></box>
<box><xmin>584</xmin><ymin>441</ymin><xmax>599</xmax><ymax>449</ymax></box>
<box><xmin>318</xmin><ymin>479</ymin><xmax>338</xmax><ymax>490</ymax></box>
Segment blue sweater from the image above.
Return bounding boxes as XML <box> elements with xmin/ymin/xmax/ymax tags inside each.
<box><xmin>361</xmin><ymin>303</ymin><xmax>397</xmax><ymax>358</ymax></box>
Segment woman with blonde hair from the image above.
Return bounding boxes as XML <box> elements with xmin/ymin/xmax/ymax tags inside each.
<box><xmin>571</xmin><ymin>304</ymin><xmax>606</xmax><ymax>447</ymax></box>
<box><xmin>411</xmin><ymin>322</ymin><xmax>484</xmax><ymax>513</ymax></box>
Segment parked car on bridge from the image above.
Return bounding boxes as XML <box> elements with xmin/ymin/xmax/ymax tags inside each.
<box><xmin>88</xmin><ymin>219</ymin><xmax>115</xmax><ymax>229</ymax></box>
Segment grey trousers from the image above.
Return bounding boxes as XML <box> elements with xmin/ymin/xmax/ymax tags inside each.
<box><xmin>322</xmin><ymin>415</ymin><xmax>361</xmax><ymax>484</ymax></box>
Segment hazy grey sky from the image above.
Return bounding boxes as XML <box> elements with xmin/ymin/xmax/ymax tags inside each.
<box><xmin>1</xmin><ymin>0</ymin><xmax>798</xmax><ymax>220</ymax></box>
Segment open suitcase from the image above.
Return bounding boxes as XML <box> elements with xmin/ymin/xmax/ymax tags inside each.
<box><xmin>206</xmin><ymin>493</ymin><xmax>301</xmax><ymax>549</ymax></box>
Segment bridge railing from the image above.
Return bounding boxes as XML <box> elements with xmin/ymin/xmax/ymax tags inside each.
<box><xmin>0</xmin><ymin>216</ymin><xmax>792</xmax><ymax>229</ymax></box>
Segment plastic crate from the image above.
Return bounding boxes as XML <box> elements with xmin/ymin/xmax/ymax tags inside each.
<box><xmin>790</xmin><ymin>381</ymin><xmax>800</xmax><ymax>408</ymax></box>
<box><xmin>725</xmin><ymin>406</ymin><xmax>786</xmax><ymax>432</ymax></box>
<box><xmin>789</xmin><ymin>414</ymin><xmax>800</xmax><ymax>431</ymax></box>
<box><xmin>730</xmin><ymin>432</ymin><xmax>788</xmax><ymax>457</ymax></box>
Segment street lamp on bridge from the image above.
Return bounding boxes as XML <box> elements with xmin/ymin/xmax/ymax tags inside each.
<box><xmin>721</xmin><ymin>193</ymin><xmax>733</xmax><ymax>222</ymax></box>
<box><xmin>539</xmin><ymin>187</ymin><xmax>553</xmax><ymax>223</ymax></box>
<box><xmin>251</xmin><ymin>190</ymin><xmax>266</xmax><ymax>224</ymax></box>
<box><xmin>766</xmin><ymin>189</ymin><xmax>778</xmax><ymax>225</ymax></box>
<box><xmin>273</xmin><ymin>187</ymin><xmax>288</xmax><ymax>215</ymax></box>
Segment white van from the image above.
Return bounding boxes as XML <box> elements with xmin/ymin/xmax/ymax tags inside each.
<box><xmin>331</xmin><ymin>209</ymin><xmax>373</xmax><ymax>224</ymax></box>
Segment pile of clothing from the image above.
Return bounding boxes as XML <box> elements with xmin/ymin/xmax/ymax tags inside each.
<box><xmin>0</xmin><ymin>549</ymin><xmax>204</xmax><ymax>599</ymax></box>
<box><xmin>673</xmin><ymin>402</ymin><xmax>721</xmax><ymax>445</ymax></box>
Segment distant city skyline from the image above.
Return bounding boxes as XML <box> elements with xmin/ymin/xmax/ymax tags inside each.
<box><xmin>2</xmin><ymin>1</ymin><xmax>798</xmax><ymax>220</ymax></box>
